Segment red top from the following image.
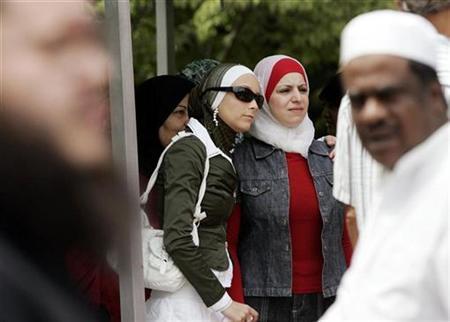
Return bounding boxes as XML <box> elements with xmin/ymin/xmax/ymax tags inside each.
<box><xmin>286</xmin><ymin>152</ymin><xmax>323</xmax><ymax>293</ymax></box>
<box><xmin>286</xmin><ymin>152</ymin><xmax>353</xmax><ymax>293</ymax></box>
<box><xmin>226</xmin><ymin>205</ymin><xmax>245</xmax><ymax>303</ymax></box>
<box><xmin>227</xmin><ymin>154</ymin><xmax>353</xmax><ymax>300</ymax></box>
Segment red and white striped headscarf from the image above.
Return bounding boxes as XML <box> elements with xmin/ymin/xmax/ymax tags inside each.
<box><xmin>250</xmin><ymin>55</ymin><xmax>315</xmax><ymax>158</ymax></box>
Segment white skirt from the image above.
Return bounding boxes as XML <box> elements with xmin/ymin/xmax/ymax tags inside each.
<box><xmin>146</xmin><ymin>254</ymin><xmax>233</xmax><ymax>322</ymax></box>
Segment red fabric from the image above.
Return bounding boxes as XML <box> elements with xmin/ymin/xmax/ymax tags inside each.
<box><xmin>226</xmin><ymin>204</ymin><xmax>245</xmax><ymax>303</ymax></box>
<box><xmin>286</xmin><ymin>152</ymin><xmax>353</xmax><ymax>294</ymax></box>
<box><xmin>66</xmin><ymin>249</ymin><xmax>121</xmax><ymax>322</ymax></box>
<box><xmin>286</xmin><ymin>152</ymin><xmax>323</xmax><ymax>294</ymax></box>
<box><xmin>265</xmin><ymin>58</ymin><xmax>308</xmax><ymax>100</ymax></box>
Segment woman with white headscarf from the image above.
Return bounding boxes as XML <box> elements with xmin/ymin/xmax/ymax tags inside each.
<box><xmin>231</xmin><ymin>55</ymin><xmax>352</xmax><ymax>322</ymax></box>
<box><xmin>144</xmin><ymin>63</ymin><xmax>261</xmax><ymax>322</ymax></box>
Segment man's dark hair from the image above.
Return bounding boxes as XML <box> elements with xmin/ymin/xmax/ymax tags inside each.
<box><xmin>408</xmin><ymin>60</ymin><xmax>439</xmax><ymax>86</ymax></box>
<box><xmin>408</xmin><ymin>60</ymin><xmax>447</xmax><ymax>108</ymax></box>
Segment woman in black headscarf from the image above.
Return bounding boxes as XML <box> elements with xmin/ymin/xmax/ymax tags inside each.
<box><xmin>135</xmin><ymin>75</ymin><xmax>195</xmax><ymax>180</ymax></box>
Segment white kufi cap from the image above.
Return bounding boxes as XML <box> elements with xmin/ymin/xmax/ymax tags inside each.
<box><xmin>340</xmin><ymin>10</ymin><xmax>439</xmax><ymax>69</ymax></box>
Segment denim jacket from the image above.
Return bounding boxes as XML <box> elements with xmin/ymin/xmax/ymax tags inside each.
<box><xmin>233</xmin><ymin>137</ymin><xmax>346</xmax><ymax>298</ymax></box>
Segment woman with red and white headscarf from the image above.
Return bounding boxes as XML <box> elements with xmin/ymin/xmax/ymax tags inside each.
<box><xmin>230</xmin><ymin>55</ymin><xmax>352</xmax><ymax>322</ymax></box>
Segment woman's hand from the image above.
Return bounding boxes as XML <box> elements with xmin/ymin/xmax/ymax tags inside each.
<box><xmin>222</xmin><ymin>301</ymin><xmax>259</xmax><ymax>322</ymax></box>
<box><xmin>324</xmin><ymin>135</ymin><xmax>337</xmax><ymax>160</ymax></box>
<box><xmin>324</xmin><ymin>135</ymin><xmax>336</xmax><ymax>148</ymax></box>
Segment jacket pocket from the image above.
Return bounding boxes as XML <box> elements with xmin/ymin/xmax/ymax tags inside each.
<box><xmin>239</xmin><ymin>180</ymin><xmax>271</xmax><ymax>197</ymax></box>
<box><xmin>239</xmin><ymin>179</ymin><xmax>280</xmax><ymax>221</ymax></box>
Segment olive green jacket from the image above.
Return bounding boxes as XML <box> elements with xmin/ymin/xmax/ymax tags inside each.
<box><xmin>154</xmin><ymin>135</ymin><xmax>236</xmax><ymax>307</ymax></box>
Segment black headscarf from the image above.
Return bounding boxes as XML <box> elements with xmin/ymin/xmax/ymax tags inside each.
<box><xmin>135</xmin><ymin>75</ymin><xmax>195</xmax><ymax>177</ymax></box>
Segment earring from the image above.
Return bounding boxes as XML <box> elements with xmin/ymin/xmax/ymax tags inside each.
<box><xmin>213</xmin><ymin>108</ymin><xmax>219</xmax><ymax>127</ymax></box>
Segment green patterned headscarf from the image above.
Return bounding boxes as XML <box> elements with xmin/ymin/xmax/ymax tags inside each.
<box><xmin>179</xmin><ymin>59</ymin><xmax>221</xmax><ymax>86</ymax></box>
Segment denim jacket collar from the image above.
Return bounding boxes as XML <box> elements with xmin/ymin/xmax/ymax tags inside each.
<box><xmin>251</xmin><ymin>138</ymin><xmax>276</xmax><ymax>160</ymax></box>
<box><xmin>309</xmin><ymin>140</ymin><xmax>330</xmax><ymax>157</ymax></box>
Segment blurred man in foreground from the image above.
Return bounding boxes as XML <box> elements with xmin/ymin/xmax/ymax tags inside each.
<box><xmin>1</xmin><ymin>1</ymin><xmax>126</xmax><ymax>321</ymax></box>
<box><xmin>322</xmin><ymin>10</ymin><xmax>448</xmax><ymax>320</ymax></box>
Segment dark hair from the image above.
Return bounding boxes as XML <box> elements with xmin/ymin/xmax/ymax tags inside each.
<box><xmin>408</xmin><ymin>60</ymin><xmax>440</xmax><ymax>86</ymax></box>
<box><xmin>135</xmin><ymin>75</ymin><xmax>195</xmax><ymax>177</ymax></box>
<box><xmin>408</xmin><ymin>60</ymin><xmax>447</xmax><ymax>109</ymax></box>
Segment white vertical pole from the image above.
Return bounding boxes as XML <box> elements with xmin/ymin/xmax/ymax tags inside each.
<box><xmin>156</xmin><ymin>0</ymin><xmax>175</xmax><ymax>75</ymax></box>
<box><xmin>104</xmin><ymin>1</ymin><xmax>145</xmax><ymax>321</ymax></box>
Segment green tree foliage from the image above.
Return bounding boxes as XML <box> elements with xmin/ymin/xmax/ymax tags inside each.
<box><xmin>101</xmin><ymin>0</ymin><xmax>393</xmax><ymax>136</ymax></box>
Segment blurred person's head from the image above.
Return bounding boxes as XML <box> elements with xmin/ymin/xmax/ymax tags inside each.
<box><xmin>189</xmin><ymin>63</ymin><xmax>260</xmax><ymax>135</ymax></box>
<box><xmin>179</xmin><ymin>59</ymin><xmax>221</xmax><ymax>86</ymax></box>
<box><xmin>397</xmin><ymin>0</ymin><xmax>450</xmax><ymax>111</ymax></box>
<box><xmin>397</xmin><ymin>0</ymin><xmax>450</xmax><ymax>14</ymax></box>
<box><xmin>2</xmin><ymin>1</ymin><xmax>110</xmax><ymax>172</ymax></box>
<box><xmin>135</xmin><ymin>75</ymin><xmax>195</xmax><ymax>177</ymax></box>
<box><xmin>397</xmin><ymin>0</ymin><xmax>450</xmax><ymax>36</ymax></box>
<box><xmin>319</xmin><ymin>73</ymin><xmax>344</xmax><ymax>135</ymax></box>
<box><xmin>340</xmin><ymin>10</ymin><xmax>447</xmax><ymax>169</ymax></box>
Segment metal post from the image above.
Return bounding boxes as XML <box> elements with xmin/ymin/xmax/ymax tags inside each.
<box><xmin>156</xmin><ymin>0</ymin><xmax>175</xmax><ymax>75</ymax></box>
<box><xmin>104</xmin><ymin>1</ymin><xmax>145</xmax><ymax>321</ymax></box>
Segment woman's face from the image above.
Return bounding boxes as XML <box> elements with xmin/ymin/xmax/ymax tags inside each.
<box><xmin>268</xmin><ymin>72</ymin><xmax>309</xmax><ymax>128</ymax></box>
<box><xmin>158</xmin><ymin>94</ymin><xmax>189</xmax><ymax>147</ymax></box>
<box><xmin>218</xmin><ymin>74</ymin><xmax>260</xmax><ymax>133</ymax></box>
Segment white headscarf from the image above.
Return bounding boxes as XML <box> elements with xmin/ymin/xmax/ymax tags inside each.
<box><xmin>250</xmin><ymin>55</ymin><xmax>315</xmax><ymax>158</ymax></box>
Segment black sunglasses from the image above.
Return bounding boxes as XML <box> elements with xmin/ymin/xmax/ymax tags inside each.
<box><xmin>201</xmin><ymin>86</ymin><xmax>264</xmax><ymax>109</ymax></box>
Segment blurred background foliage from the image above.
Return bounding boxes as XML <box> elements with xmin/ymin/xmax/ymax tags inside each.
<box><xmin>98</xmin><ymin>0</ymin><xmax>393</xmax><ymax>136</ymax></box>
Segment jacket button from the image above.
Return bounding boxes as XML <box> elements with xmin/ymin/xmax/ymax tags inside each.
<box><xmin>319</xmin><ymin>191</ymin><xmax>324</xmax><ymax>197</ymax></box>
